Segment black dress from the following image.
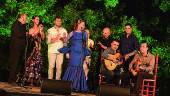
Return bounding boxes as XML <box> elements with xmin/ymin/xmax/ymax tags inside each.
<box><xmin>24</xmin><ymin>34</ymin><xmax>43</xmax><ymax>86</ymax></box>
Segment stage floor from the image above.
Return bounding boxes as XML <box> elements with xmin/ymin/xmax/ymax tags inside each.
<box><xmin>0</xmin><ymin>82</ymin><xmax>95</xmax><ymax>96</ymax></box>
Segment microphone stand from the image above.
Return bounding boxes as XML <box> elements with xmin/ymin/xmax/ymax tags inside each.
<box><xmin>119</xmin><ymin>67</ymin><xmax>124</xmax><ymax>86</ymax></box>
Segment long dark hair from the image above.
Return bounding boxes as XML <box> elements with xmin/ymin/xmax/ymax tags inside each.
<box><xmin>30</xmin><ymin>15</ymin><xmax>40</xmax><ymax>28</ymax></box>
<box><xmin>74</xmin><ymin>19</ymin><xmax>85</xmax><ymax>31</ymax></box>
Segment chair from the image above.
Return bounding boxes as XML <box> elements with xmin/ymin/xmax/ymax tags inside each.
<box><xmin>99</xmin><ymin>64</ymin><xmax>107</xmax><ymax>85</ymax></box>
<box><xmin>140</xmin><ymin>54</ymin><xmax>158</xmax><ymax>96</ymax></box>
<box><xmin>99</xmin><ymin>58</ymin><xmax>107</xmax><ymax>85</ymax></box>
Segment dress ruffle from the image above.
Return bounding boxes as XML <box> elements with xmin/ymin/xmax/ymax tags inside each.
<box><xmin>62</xmin><ymin>66</ymin><xmax>88</xmax><ymax>92</ymax></box>
<box><xmin>58</xmin><ymin>45</ymin><xmax>70</xmax><ymax>53</ymax></box>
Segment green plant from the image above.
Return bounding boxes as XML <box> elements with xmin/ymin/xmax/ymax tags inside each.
<box><xmin>104</xmin><ymin>0</ymin><xmax>119</xmax><ymax>9</ymax></box>
<box><xmin>159</xmin><ymin>0</ymin><xmax>170</xmax><ymax>12</ymax></box>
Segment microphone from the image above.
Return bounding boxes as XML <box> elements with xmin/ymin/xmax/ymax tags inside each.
<box><xmin>137</xmin><ymin>50</ymin><xmax>141</xmax><ymax>55</ymax></box>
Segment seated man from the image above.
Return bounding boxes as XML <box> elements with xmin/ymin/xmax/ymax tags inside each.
<box><xmin>101</xmin><ymin>40</ymin><xmax>124</xmax><ymax>85</ymax></box>
<box><xmin>129</xmin><ymin>41</ymin><xmax>155</xmax><ymax>93</ymax></box>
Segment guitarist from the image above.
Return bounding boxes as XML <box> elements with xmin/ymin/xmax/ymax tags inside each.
<box><xmin>101</xmin><ymin>39</ymin><xmax>123</xmax><ymax>84</ymax></box>
<box><xmin>129</xmin><ymin>41</ymin><xmax>155</xmax><ymax>94</ymax></box>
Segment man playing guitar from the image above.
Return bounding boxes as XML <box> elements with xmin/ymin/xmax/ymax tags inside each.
<box><xmin>129</xmin><ymin>41</ymin><xmax>155</xmax><ymax>94</ymax></box>
<box><xmin>101</xmin><ymin>39</ymin><xmax>137</xmax><ymax>85</ymax></box>
<box><xmin>101</xmin><ymin>39</ymin><xmax>123</xmax><ymax>84</ymax></box>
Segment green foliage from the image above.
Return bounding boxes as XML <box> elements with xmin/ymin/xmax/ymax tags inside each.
<box><xmin>18</xmin><ymin>2</ymin><xmax>43</xmax><ymax>20</ymax></box>
<box><xmin>159</xmin><ymin>0</ymin><xmax>170</xmax><ymax>12</ymax></box>
<box><xmin>0</xmin><ymin>9</ymin><xmax>6</xmax><ymax>18</ymax></box>
<box><xmin>61</xmin><ymin>0</ymin><xmax>88</xmax><ymax>31</ymax></box>
<box><xmin>83</xmin><ymin>9</ymin><xmax>105</xmax><ymax>40</ymax></box>
<box><xmin>152</xmin><ymin>43</ymin><xmax>170</xmax><ymax>78</ymax></box>
<box><xmin>18</xmin><ymin>0</ymin><xmax>56</xmax><ymax>23</ymax></box>
<box><xmin>0</xmin><ymin>0</ymin><xmax>57</xmax><ymax>36</ymax></box>
<box><xmin>142</xmin><ymin>36</ymin><xmax>157</xmax><ymax>46</ymax></box>
<box><xmin>0</xmin><ymin>26</ymin><xmax>11</xmax><ymax>37</ymax></box>
<box><xmin>44</xmin><ymin>0</ymin><xmax>57</xmax><ymax>8</ymax></box>
<box><xmin>62</xmin><ymin>4</ymin><xmax>80</xmax><ymax>31</ymax></box>
<box><xmin>104</xmin><ymin>0</ymin><xmax>119</xmax><ymax>9</ymax></box>
<box><xmin>83</xmin><ymin>9</ymin><xmax>99</xmax><ymax>30</ymax></box>
<box><xmin>5</xmin><ymin>0</ymin><xmax>17</xmax><ymax>11</ymax></box>
<box><xmin>70</xmin><ymin>0</ymin><xmax>84</xmax><ymax>9</ymax></box>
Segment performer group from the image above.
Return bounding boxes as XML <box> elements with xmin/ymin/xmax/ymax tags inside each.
<box><xmin>8</xmin><ymin>13</ymin><xmax>156</xmax><ymax>94</ymax></box>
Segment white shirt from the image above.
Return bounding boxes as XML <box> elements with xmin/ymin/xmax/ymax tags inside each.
<box><xmin>47</xmin><ymin>26</ymin><xmax>67</xmax><ymax>53</ymax></box>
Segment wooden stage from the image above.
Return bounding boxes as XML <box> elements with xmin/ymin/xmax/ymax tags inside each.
<box><xmin>0</xmin><ymin>82</ymin><xmax>95</xmax><ymax>96</ymax></box>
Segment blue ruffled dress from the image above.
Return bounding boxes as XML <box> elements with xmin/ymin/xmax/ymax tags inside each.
<box><xmin>59</xmin><ymin>31</ymin><xmax>90</xmax><ymax>92</ymax></box>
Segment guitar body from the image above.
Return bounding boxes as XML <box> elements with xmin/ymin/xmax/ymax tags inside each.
<box><xmin>131</xmin><ymin>58</ymin><xmax>142</xmax><ymax>76</ymax></box>
<box><xmin>104</xmin><ymin>59</ymin><xmax>118</xmax><ymax>71</ymax></box>
<box><xmin>131</xmin><ymin>70</ymin><xmax>138</xmax><ymax>76</ymax></box>
<box><xmin>103</xmin><ymin>51</ymin><xmax>137</xmax><ymax>71</ymax></box>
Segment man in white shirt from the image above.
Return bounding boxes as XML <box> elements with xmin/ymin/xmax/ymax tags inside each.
<box><xmin>47</xmin><ymin>16</ymin><xmax>67</xmax><ymax>80</ymax></box>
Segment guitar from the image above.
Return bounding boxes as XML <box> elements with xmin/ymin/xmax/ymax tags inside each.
<box><xmin>130</xmin><ymin>58</ymin><xmax>150</xmax><ymax>76</ymax></box>
<box><xmin>104</xmin><ymin>53</ymin><xmax>122</xmax><ymax>71</ymax></box>
<box><xmin>104</xmin><ymin>50</ymin><xmax>138</xmax><ymax>71</ymax></box>
<box><xmin>130</xmin><ymin>58</ymin><xmax>142</xmax><ymax>76</ymax></box>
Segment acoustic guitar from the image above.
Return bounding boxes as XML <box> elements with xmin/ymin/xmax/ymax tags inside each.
<box><xmin>104</xmin><ymin>50</ymin><xmax>137</xmax><ymax>71</ymax></box>
<box><xmin>104</xmin><ymin>53</ymin><xmax>122</xmax><ymax>71</ymax></box>
<box><xmin>130</xmin><ymin>58</ymin><xmax>150</xmax><ymax>76</ymax></box>
<box><xmin>130</xmin><ymin>58</ymin><xmax>142</xmax><ymax>76</ymax></box>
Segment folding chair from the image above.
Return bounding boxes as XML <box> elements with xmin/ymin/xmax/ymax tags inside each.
<box><xmin>140</xmin><ymin>54</ymin><xmax>158</xmax><ymax>96</ymax></box>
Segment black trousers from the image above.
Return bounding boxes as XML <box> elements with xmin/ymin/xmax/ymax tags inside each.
<box><xmin>101</xmin><ymin>66</ymin><xmax>126</xmax><ymax>85</ymax></box>
<box><xmin>8</xmin><ymin>43</ymin><xmax>26</xmax><ymax>83</ymax></box>
<box><xmin>136</xmin><ymin>72</ymin><xmax>153</xmax><ymax>90</ymax></box>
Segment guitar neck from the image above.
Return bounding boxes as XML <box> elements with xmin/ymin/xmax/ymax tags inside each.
<box><xmin>128</xmin><ymin>50</ymin><xmax>138</xmax><ymax>56</ymax></box>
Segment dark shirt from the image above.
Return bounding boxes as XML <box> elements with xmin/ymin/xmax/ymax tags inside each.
<box><xmin>119</xmin><ymin>33</ymin><xmax>139</xmax><ymax>55</ymax></box>
<box><xmin>11</xmin><ymin>20</ymin><xmax>27</xmax><ymax>46</ymax></box>
<box><xmin>97</xmin><ymin>36</ymin><xmax>113</xmax><ymax>52</ymax></box>
<box><xmin>95</xmin><ymin>36</ymin><xmax>113</xmax><ymax>77</ymax></box>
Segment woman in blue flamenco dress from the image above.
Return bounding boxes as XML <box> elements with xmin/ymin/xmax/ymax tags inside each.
<box><xmin>59</xmin><ymin>19</ymin><xmax>90</xmax><ymax>92</ymax></box>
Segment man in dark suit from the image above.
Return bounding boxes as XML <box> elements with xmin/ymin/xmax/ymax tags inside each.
<box><xmin>119</xmin><ymin>23</ymin><xmax>139</xmax><ymax>86</ymax></box>
<box><xmin>8</xmin><ymin>13</ymin><xmax>27</xmax><ymax>84</ymax></box>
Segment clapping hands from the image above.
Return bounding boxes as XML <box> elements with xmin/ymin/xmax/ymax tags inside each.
<box><xmin>51</xmin><ymin>33</ymin><xmax>61</xmax><ymax>43</ymax></box>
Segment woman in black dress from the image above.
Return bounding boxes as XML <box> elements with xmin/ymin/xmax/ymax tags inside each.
<box><xmin>25</xmin><ymin>16</ymin><xmax>45</xmax><ymax>86</ymax></box>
